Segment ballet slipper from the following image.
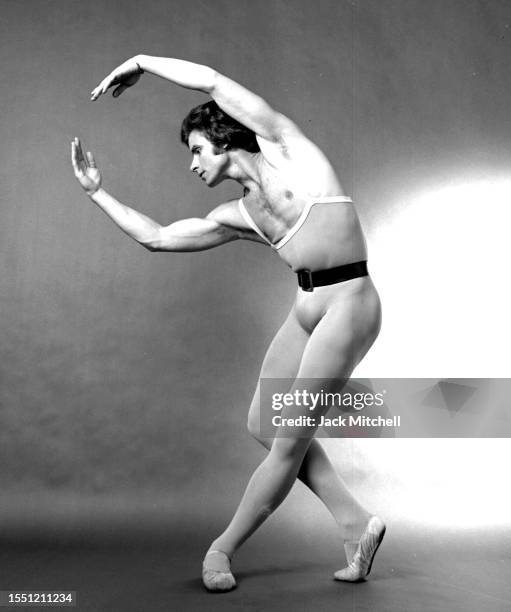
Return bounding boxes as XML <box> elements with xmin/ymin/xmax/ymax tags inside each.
<box><xmin>202</xmin><ymin>550</ymin><xmax>237</xmax><ymax>592</ymax></box>
<box><xmin>334</xmin><ymin>516</ymin><xmax>386</xmax><ymax>582</ymax></box>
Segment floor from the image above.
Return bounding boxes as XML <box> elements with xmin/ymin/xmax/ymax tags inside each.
<box><xmin>1</xmin><ymin>520</ymin><xmax>510</xmax><ymax>611</ymax></box>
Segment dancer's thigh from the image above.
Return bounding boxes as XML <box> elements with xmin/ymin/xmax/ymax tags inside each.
<box><xmin>247</xmin><ymin>306</ymin><xmax>310</xmax><ymax>437</ymax></box>
<box><xmin>295</xmin><ymin>290</ymin><xmax>380</xmax><ymax>380</ymax></box>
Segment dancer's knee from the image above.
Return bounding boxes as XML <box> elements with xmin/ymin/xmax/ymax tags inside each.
<box><xmin>247</xmin><ymin>412</ymin><xmax>261</xmax><ymax>440</ymax></box>
<box><xmin>247</xmin><ymin>402</ymin><xmax>270</xmax><ymax>440</ymax></box>
<box><xmin>247</xmin><ymin>415</ymin><xmax>273</xmax><ymax>450</ymax></box>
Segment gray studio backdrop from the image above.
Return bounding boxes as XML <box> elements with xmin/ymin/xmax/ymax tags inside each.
<box><xmin>1</xmin><ymin>0</ymin><xmax>510</xmax><ymax>533</ymax></box>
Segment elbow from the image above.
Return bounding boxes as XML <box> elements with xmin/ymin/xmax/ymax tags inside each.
<box><xmin>142</xmin><ymin>242</ymin><xmax>160</xmax><ymax>253</ymax></box>
<box><xmin>140</xmin><ymin>229</ymin><xmax>162</xmax><ymax>252</ymax></box>
<box><xmin>208</xmin><ymin>69</ymin><xmax>222</xmax><ymax>95</ymax></box>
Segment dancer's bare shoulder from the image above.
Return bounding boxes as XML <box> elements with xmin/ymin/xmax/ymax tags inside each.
<box><xmin>257</xmin><ymin>126</ymin><xmax>339</xmax><ymax>183</ymax></box>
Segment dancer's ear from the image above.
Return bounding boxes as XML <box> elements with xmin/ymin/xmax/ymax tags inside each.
<box><xmin>213</xmin><ymin>143</ymin><xmax>229</xmax><ymax>155</ymax></box>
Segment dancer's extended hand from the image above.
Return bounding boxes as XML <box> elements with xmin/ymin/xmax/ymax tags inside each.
<box><xmin>71</xmin><ymin>137</ymin><xmax>101</xmax><ymax>196</ymax></box>
<box><xmin>90</xmin><ymin>56</ymin><xmax>143</xmax><ymax>101</ymax></box>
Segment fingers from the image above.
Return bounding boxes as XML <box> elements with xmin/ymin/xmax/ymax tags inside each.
<box><xmin>71</xmin><ymin>137</ymin><xmax>94</xmax><ymax>175</ymax></box>
<box><xmin>91</xmin><ymin>75</ymin><xmax>112</xmax><ymax>101</ymax></box>
<box><xmin>91</xmin><ymin>76</ymin><xmax>127</xmax><ymax>100</ymax></box>
<box><xmin>71</xmin><ymin>138</ymin><xmax>84</xmax><ymax>174</ymax></box>
<box><xmin>71</xmin><ymin>141</ymin><xmax>81</xmax><ymax>175</ymax></box>
<box><xmin>86</xmin><ymin>151</ymin><xmax>96</xmax><ymax>168</ymax></box>
<box><xmin>91</xmin><ymin>82</ymin><xmax>106</xmax><ymax>101</ymax></box>
<box><xmin>75</xmin><ymin>137</ymin><xmax>87</xmax><ymax>167</ymax></box>
<box><xmin>90</xmin><ymin>83</ymin><xmax>100</xmax><ymax>100</ymax></box>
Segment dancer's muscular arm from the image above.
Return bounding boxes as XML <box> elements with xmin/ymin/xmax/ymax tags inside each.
<box><xmin>71</xmin><ymin>137</ymin><xmax>261</xmax><ymax>252</ymax></box>
<box><xmin>90</xmin><ymin>55</ymin><xmax>301</xmax><ymax>143</ymax></box>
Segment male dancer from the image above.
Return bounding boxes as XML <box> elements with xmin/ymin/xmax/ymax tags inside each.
<box><xmin>71</xmin><ymin>54</ymin><xmax>385</xmax><ymax>591</ymax></box>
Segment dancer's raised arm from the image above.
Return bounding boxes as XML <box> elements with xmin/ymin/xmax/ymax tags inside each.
<box><xmin>91</xmin><ymin>55</ymin><xmax>299</xmax><ymax>143</ymax></box>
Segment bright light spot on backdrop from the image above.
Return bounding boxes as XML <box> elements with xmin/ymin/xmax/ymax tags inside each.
<box><xmin>326</xmin><ymin>179</ymin><xmax>511</xmax><ymax>528</ymax></box>
<box><xmin>358</xmin><ymin>177</ymin><xmax>511</xmax><ymax>378</ymax></box>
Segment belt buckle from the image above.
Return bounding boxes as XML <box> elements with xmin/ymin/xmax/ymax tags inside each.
<box><xmin>298</xmin><ymin>269</ymin><xmax>314</xmax><ymax>292</ymax></box>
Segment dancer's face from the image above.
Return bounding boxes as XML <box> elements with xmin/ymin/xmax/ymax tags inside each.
<box><xmin>188</xmin><ymin>131</ymin><xmax>229</xmax><ymax>187</ymax></box>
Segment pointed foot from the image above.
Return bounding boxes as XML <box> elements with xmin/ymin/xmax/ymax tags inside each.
<box><xmin>334</xmin><ymin>516</ymin><xmax>386</xmax><ymax>583</ymax></box>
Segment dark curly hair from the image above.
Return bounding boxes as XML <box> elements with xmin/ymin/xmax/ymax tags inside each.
<box><xmin>180</xmin><ymin>100</ymin><xmax>260</xmax><ymax>153</ymax></box>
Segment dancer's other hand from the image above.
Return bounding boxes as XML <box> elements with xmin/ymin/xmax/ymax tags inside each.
<box><xmin>71</xmin><ymin>137</ymin><xmax>101</xmax><ymax>196</ymax></box>
<box><xmin>90</xmin><ymin>56</ymin><xmax>143</xmax><ymax>101</ymax></box>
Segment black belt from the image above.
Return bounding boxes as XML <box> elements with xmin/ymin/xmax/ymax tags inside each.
<box><xmin>297</xmin><ymin>260</ymin><xmax>368</xmax><ymax>292</ymax></box>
